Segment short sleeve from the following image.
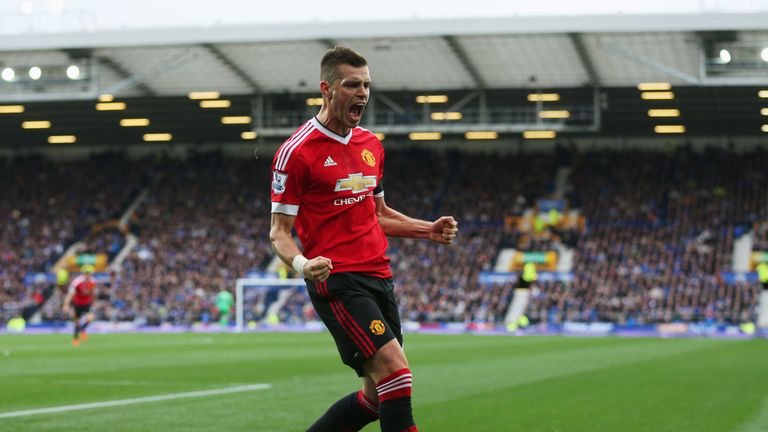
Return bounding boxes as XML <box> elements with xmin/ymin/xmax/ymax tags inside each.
<box><xmin>270</xmin><ymin>150</ymin><xmax>307</xmax><ymax>216</ymax></box>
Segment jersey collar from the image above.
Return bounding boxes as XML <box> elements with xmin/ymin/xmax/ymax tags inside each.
<box><xmin>311</xmin><ymin>117</ymin><xmax>352</xmax><ymax>145</ymax></box>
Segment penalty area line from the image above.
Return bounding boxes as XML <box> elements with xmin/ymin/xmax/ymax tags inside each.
<box><xmin>0</xmin><ymin>383</ymin><xmax>272</xmax><ymax>419</ymax></box>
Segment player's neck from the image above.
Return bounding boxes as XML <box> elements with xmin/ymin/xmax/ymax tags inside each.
<box><xmin>315</xmin><ymin>109</ymin><xmax>349</xmax><ymax>137</ymax></box>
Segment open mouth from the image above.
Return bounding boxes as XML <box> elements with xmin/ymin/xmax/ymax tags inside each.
<box><xmin>349</xmin><ymin>103</ymin><xmax>365</xmax><ymax>121</ymax></box>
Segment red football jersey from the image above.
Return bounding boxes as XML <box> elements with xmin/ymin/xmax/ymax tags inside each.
<box><xmin>271</xmin><ymin>117</ymin><xmax>391</xmax><ymax>278</ymax></box>
<box><xmin>68</xmin><ymin>275</ymin><xmax>96</xmax><ymax>306</ymax></box>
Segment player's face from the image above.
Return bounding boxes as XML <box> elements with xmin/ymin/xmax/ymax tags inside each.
<box><xmin>327</xmin><ymin>64</ymin><xmax>370</xmax><ymax>131</ymax></box>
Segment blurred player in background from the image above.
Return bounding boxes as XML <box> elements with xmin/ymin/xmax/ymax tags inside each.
<box><xmin>270</xmin><ymin>46</ymin><xmax>458</xmax><ymax>432</ymax></box>
<box><xmin>21</xmin><ymin>274</ymin><xmax>55</xmax><ymax>321</ymax></box>
<box><xmin>215</xmin><ymin>287</ymin><xmax>234</xmax><ymax>329</ymax></box>
<box><xmin>62</xmin><ymin>265</ymin><xmax>97</xmax><ymax>347</ymax></box>
<box><xmin>56</xmin><ymin>268</ymin><xmax>70</xmax><ymax>293</ymax></box>
<box><xmin>758</xmin><ymin>262</ymin><xmax>768</xmax><ymax>291</ymax></box>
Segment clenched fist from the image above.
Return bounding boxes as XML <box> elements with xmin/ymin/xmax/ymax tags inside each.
<box><xmin>303</xmin><ymin>256</ymin><xmax>333</xmax><ymax>282</ymax></box>
<box><xmin>430</xmin><ymin>216</ymin><xmax>459</xmax><ymax>245</ymax></box>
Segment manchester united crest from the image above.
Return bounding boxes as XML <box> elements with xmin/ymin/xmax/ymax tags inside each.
<box><xmin>369</xmin><ymin>319</ymin><xmax>386</xmax><ymax>336</ymax></box>
<box><xmin>361</xmin><ymin>149</ymin><xmax>376</xmax><ymax>167</ymax></box>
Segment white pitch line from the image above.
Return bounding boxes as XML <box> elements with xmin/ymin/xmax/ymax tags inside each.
<box><xmin>0</xmin><ymin>383</ymin><xmax>272</xmax><ymax>419</ymax></box>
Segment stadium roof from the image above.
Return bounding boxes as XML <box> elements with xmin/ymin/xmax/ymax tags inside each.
<box><xmin>1</xmin><ymin>8</ymin><xmax>768</xmax><ymax>145</ymax></box>
<box><xmin>1</xmin><ymin>11</ymin><xmax>768</xmax><ymax>96</ymax></box>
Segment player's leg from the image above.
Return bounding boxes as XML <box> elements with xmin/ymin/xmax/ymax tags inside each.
<box><xmin>361</xmin><ymin>375</ymin><xmax>378</xmax><ymax>405</ymax></box>
<box><xmin>79</xmin><ymin>310</ymin><xmax>93</xmax><ymax>341</ymax></box>
<box><xmin>218</xmin><ymin>308</ymin><xmax>230</xmax><ymax>328</ymax></box>
<box><xmin>362</xmin><ymin>275</ymin><xmax>417</xmax><ymax>432</ymax></box>
<box><xmin>71</xmin><ymin>308</ymin><xmax>81</xmax><ymax>346</ymax></box>
<box><xmin>364</xmin><ymin>338</ymin><xmax>416</xmax><ymax>432</ymax></box>
<box><xmin>305</xmin><ymin>275</ymin><xmax>380</xmax><ymax>432</ymax></box>
<box><xmin>305</xmin><ymin>387</ymin><xmax>379</xmax><ymax>432</ymax></box>
<box><xmin>312</xmin><ymin>273</ymin><xmax>416</xmax><ymax>432</ymax></box>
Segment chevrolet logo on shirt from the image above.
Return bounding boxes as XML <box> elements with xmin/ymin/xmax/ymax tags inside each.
<box><xmin>334</xmin><ymin>173</ymin><xmax>377</xmax><ymax>194</ymax></box>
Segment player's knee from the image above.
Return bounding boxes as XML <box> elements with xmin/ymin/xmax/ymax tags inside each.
<box><xmin>382</xmin><ymin>357</ymin><xmax>408</xmax><ymax>376</ymax></box>
<box><xmin>366</xmin><ymin>339</ymin><xmax>409</xmax><ymax>382</ymax></box>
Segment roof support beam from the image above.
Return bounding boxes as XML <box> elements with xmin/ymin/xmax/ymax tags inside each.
<box><xmin>99</xmin><ymin>48</ymin><xmax>199</xmax><ymax>96</ymax></box>
<box><xmin>568</xmin><ymin>33</ymin><xmax>601</xmax><ymax>87</ymax></box>
<box><xmin>96</xmin><ymin>54</ymin><xmax>156</xmax><ymax>96</ymax></box>
<box><xmin>443</xmin><ymin>36</ymin><xmax>486</xmax><ymax>90</ymax></box>
<box><xmin>202</xmin><ymin>43</ymin><xmax>262</xmax><ymax>93</ymax></box>
<box><xmin>374</xmin><ymin>93</ymin><xmax>405</xmax><ymax>115</ymax></box>
<box><xmin>600</xmin><ymin>41</ymin><xmax>701</xmax><ymax>85</ymax></box>
<box><xmin>447</xmin><ymin>90</ymin><xmax>479</xmax><ymax>112</ymax></box>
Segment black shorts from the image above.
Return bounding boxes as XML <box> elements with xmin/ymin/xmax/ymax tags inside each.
<box><xmin>73</xmin><ymin>304</ymin><xmax>91</xmax><ymax>317</ymax></box>
<box><xmin>306</xmin><ymin>272</ymin><xmax>402</xmax><ymax>377</ymax></box>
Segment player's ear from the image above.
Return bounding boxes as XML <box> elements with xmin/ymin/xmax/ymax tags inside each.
<box><xmin>320</xmin><ymin>81</ymin><xmax>332</xmax><ymax>100</ymax></box>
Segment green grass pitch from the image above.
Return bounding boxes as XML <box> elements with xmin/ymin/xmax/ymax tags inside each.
<box><xmin>0</xmin><ymin>333</ymin><xmax>766</xmax><ymax>431</ymax></box>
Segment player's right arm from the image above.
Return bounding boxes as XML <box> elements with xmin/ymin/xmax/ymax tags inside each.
<box><xmin>269</xmin><ymin>213</ymin><xmax>333</xmax><ymax>282</ymax></box>
<box><xmin>270</xmin><ymin>125</ymin><xmax>332</xmax><ymax>282</ymax></box>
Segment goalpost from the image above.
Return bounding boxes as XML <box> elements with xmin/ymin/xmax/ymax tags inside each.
<box><xmin>234</xmin><ymin>278</ymin><xmax>305</xmax><ymax>332</ymax></box>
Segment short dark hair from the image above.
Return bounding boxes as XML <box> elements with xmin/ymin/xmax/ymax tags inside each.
<box><xmin>321</xmin><ymin>46</ymin><xmax>367</xmax><ymax>83</ymax></box>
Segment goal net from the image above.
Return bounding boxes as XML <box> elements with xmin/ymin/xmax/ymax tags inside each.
<box><xmin>234</xmin><ymin>278</ymin><xmax>306</xmax><ymax>332</ymax></box>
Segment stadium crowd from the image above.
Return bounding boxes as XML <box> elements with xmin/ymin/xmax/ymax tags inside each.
<box><xmin>104</xmin><ymin>152</ymin><xmax>273</xmax><ymax>325</ymax></box>
<box><xmin>1</xmin><ymin>146</ymin><xmax>766</xmax><ymax>327</ymax></box>
<box><xmin>384</xmin><ymin>150</ymin><xmax>554</xmax><ymax>323</ymax></box>
<box><xmin>754</xmin><ymin>221</ymin><xmax>768</xmax><ymax>251</ymax></box>
<box><xmin>0</xmin><ymin>154</ymin><xmax>145</xmax><ymax>321</ymax></box>
<box><xmin>527</xmin><ymin>147</ymin><xmax>767</xmax><ymax>325</ymax></box>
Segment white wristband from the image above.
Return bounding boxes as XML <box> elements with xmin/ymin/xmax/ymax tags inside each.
<box><xmin>292</xmin><ymin>255</ymin><xmax>309</xmax><ymax>276</ymax></box>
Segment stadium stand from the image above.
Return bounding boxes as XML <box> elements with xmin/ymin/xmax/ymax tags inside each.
<box><xmin>0</xmin><ymin>153</ymin><xmax>145</xmax><ymax>322</ymax></box>
<box><xmin>1</xmin><ymin>146</ymin><xmax>766</xmax><ymax>328</ymax></box>
<box><xmin>528</xmin><ymin>146</ymin><xmax>767</xmax><ymax>325</ymax></box>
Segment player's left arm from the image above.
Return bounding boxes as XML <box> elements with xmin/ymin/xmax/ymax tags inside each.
<box><xmin>374</xmin><ymin>196</ymin><xmax>458</xmax><ymax>244</ymax></box>
<box><xmin>61</xmin><ymin>290</ymin><xmax>74</xmax><ymax>315</ymax></box>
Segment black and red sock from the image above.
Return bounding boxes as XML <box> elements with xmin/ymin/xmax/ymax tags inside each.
<box><xmin>306</xmin><ymin>390</ymin><xmax>379</xmax><ymax>432</ymax></box>
<box><xmin>376</xmin><ymin>368</ymin><xmax>417</xmax><ymax>432</ymax></box>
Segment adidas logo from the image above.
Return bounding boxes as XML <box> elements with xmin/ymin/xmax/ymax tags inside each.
<box><xmin>323</xmin><ymin>156</ymin><xmax>338</xmax><ymax>167</ymax></box>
